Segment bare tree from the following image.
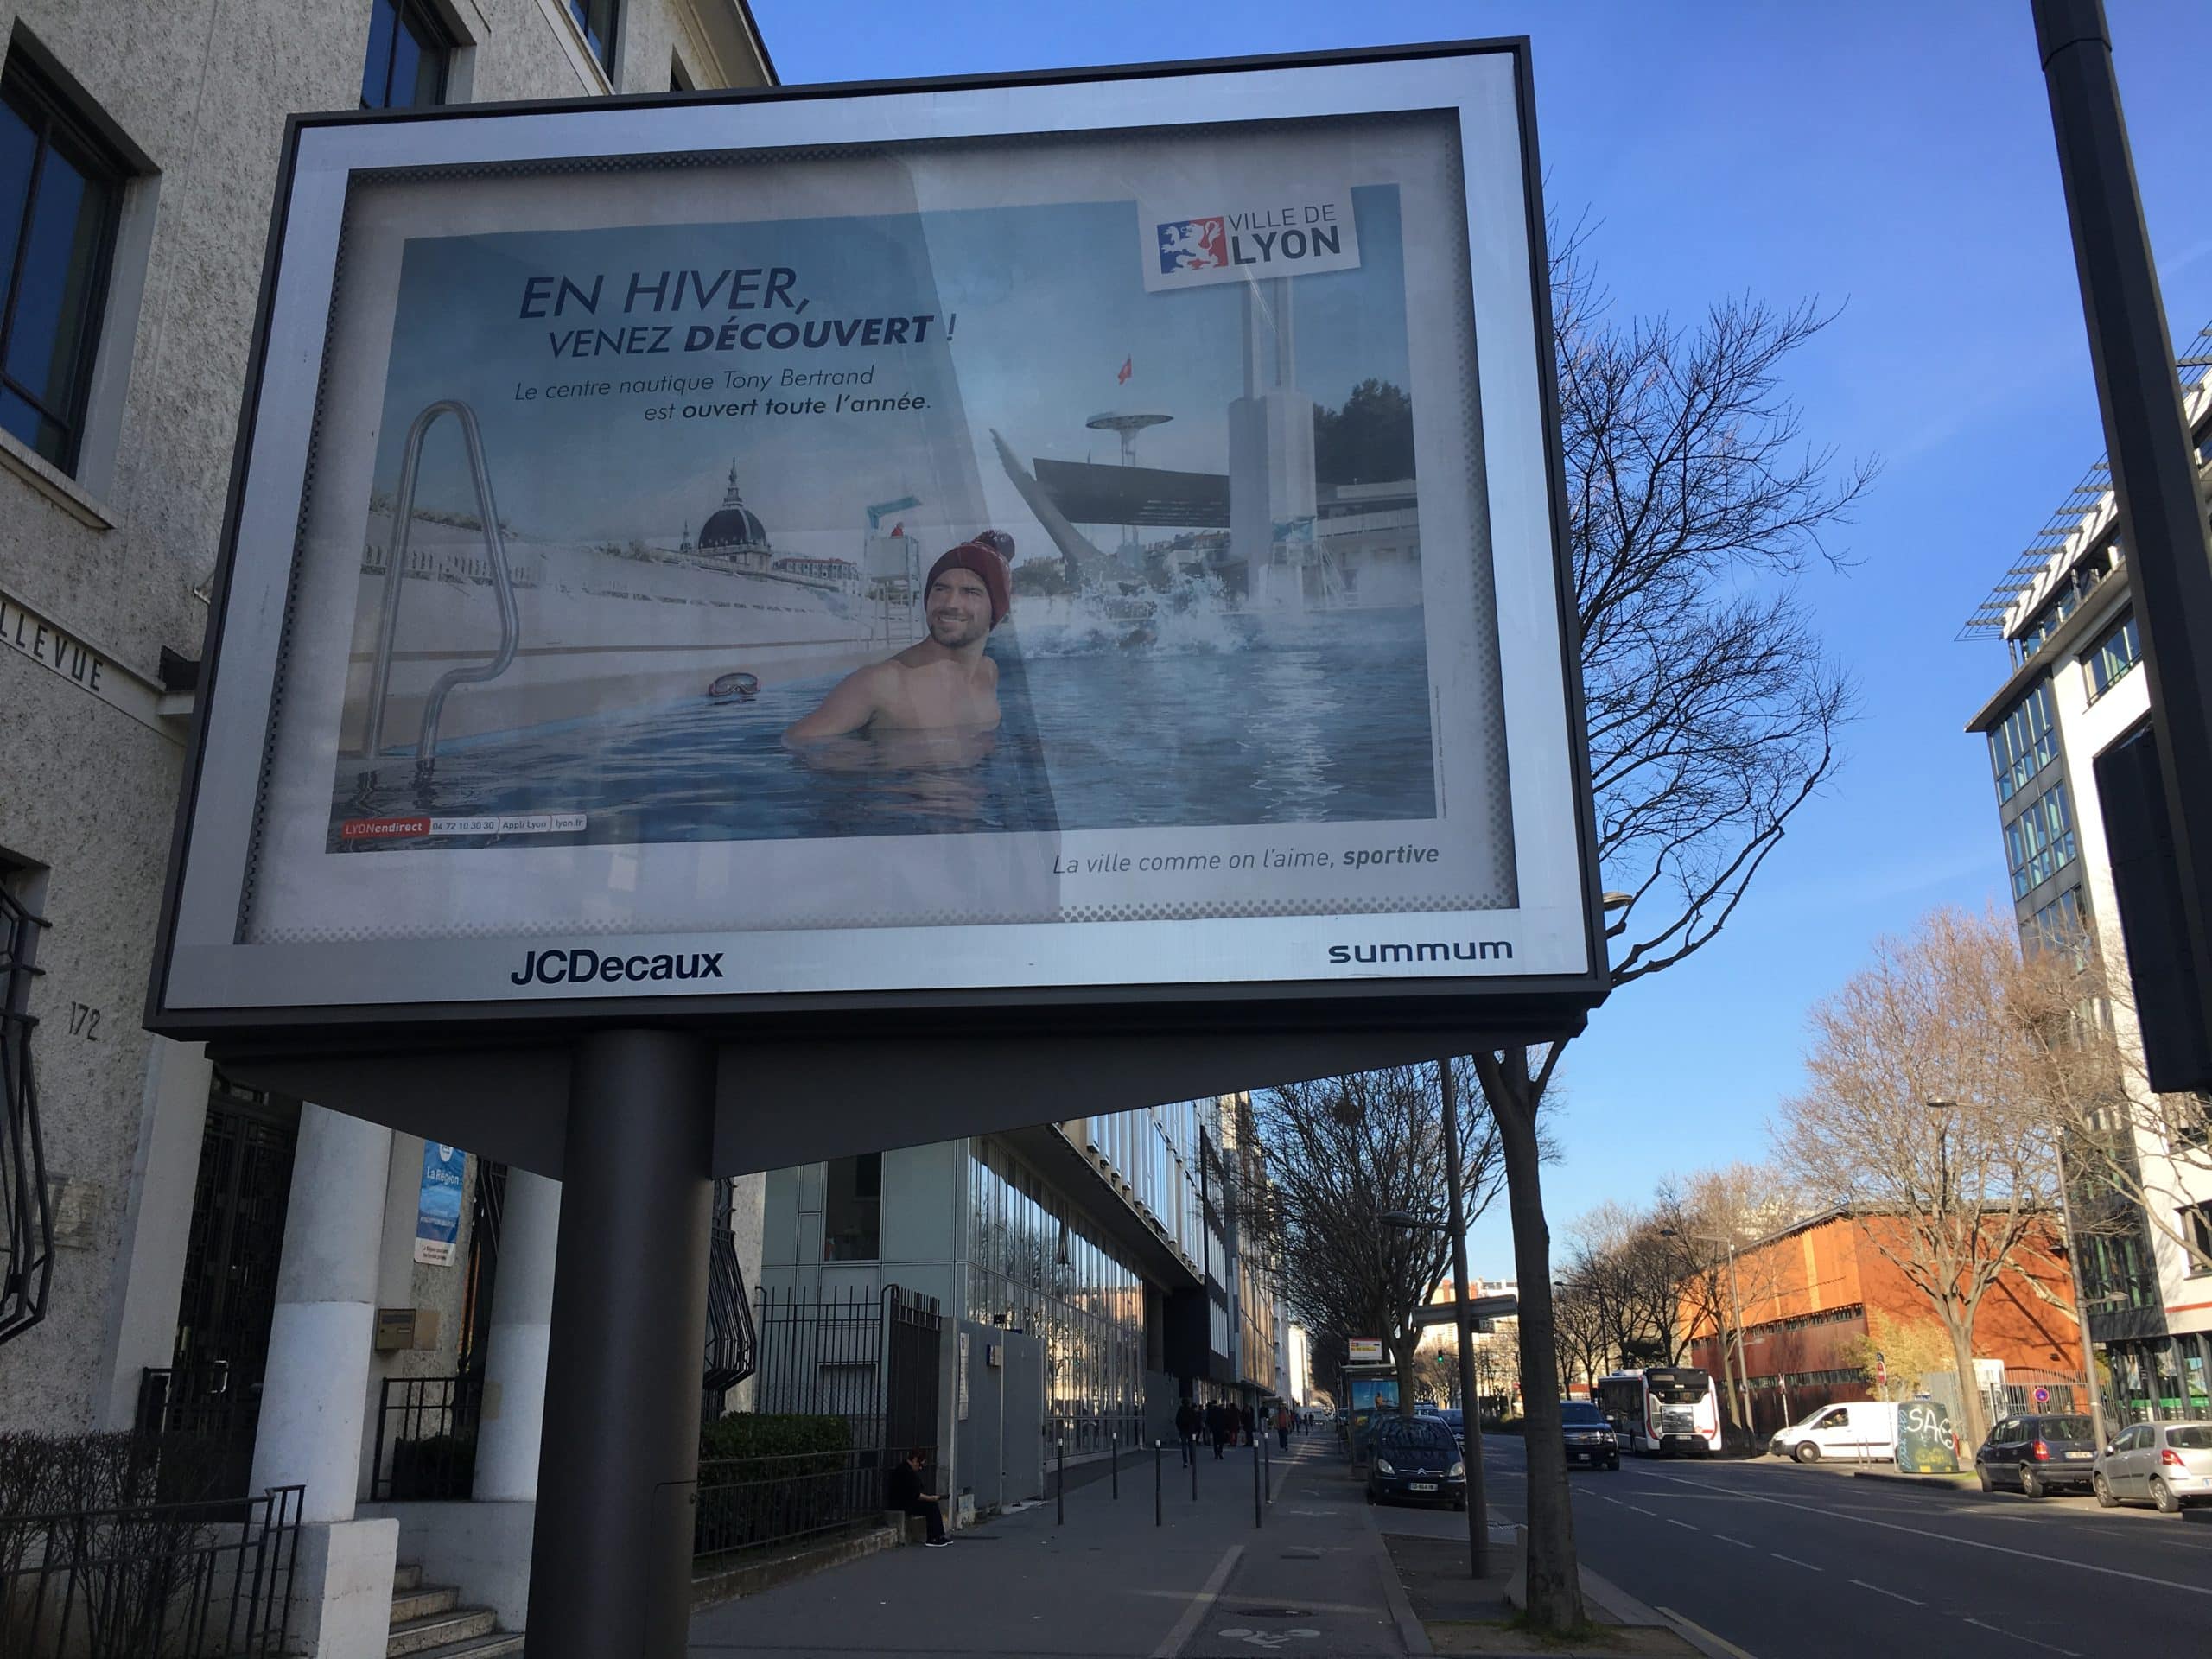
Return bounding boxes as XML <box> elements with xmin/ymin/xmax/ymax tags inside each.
<box><xmin>1774</xmin><ymin>907</ymin><xmax>2069</xmax><ymax>1450</ymax></box>
<box><xmin>1561</xmin><ymin>1203</ymin><xmax>1688</xmax><ymax>1368</ymax></box>
<box><xmin>1653</xmin><ymin>1165</ymin><xmax>1800</xmax><ymax>1433</ymax></box>
<box><xmin>2011</xmin><ymin>921</ymin><xmax>2212</xmax><ymax>1281</ymax></box>
<box><xmin>1472</xmin><ymin>234</ymin><xmax>1867</xmax><ymax>1630</ymax></box>
<box><xmin>1254</xmin><ymin>1062</ymin><xmax>1503</xmax><ymax>1419</ymax></box>
<box><xmin>1550</xmin><ymin>1281</ymin><xmax>1613</xmax><ymax>1399</ymax></box>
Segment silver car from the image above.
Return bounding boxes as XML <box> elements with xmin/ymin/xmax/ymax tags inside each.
<box><xmin>2091</xmin><ymin>1420</ymin><xmax>2212</xmax><ymax>1513</ymax></box>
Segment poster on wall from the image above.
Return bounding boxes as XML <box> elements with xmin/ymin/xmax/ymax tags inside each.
<box><xmin>413</xmin><ymin>1141</ymin><xmax>465</xmax><ymax>1266</ymax></box>
<box><xmin>150</xmin><ymin>45</ymin><xmax>1602</xmax><ymax>1026</ymax></box>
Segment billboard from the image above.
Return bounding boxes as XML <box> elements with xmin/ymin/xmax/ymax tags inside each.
<box><xmin>149</xmin><ymin>43</ymin><xmax>1604</xmax><ymax>1031</ymax></box>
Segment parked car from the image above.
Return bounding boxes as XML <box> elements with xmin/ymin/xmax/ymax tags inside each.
<box><xmin>1367</xmin><ymin>1414</ymin><xmax>1468</xmax><ymax>1510</ymax></box>
<box><xmin>1770</xmin><ymin>1401</ymin><xmax>1898</xmax><ymax>1464</ymax></box>
<box><xmin>1974</xmin><ymin>1413</ymin><xmax>2100</xmax><ymax>1498</ymax></box>
<box><xmin>1560</xmin><ymin>1400</ymin><xmax>1620</xmax><ymax>1471</ymax></box>
<box><xmin>2092</xmin><ymin>1421</ymin><xmax>2212</xmax><ymax>1514</ymax></box>
<box><xmin>1434</xmin><ymin>1408</ymin><xmax>1465</xmax><ymax>1447</ymax></box>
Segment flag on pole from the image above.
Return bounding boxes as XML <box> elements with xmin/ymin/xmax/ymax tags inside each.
<box><xmin>1116</xmin><ymin>355</ymin><xmax>1132</xmax><ymax>385</ymax></box>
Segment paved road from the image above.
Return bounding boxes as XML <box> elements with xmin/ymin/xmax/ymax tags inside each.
<box><xmin>1376</xmin><ymin>1435</ymin><xmax>2212</xmax><ymax>1658</ymax></box>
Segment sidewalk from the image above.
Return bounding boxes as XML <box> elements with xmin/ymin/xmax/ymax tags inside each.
<box><xmin>687</xmin><ymin>1433</ymin><xmax>1399</xmax><ymax>1657</ymax></box>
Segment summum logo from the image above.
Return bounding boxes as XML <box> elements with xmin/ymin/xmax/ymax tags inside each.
<box><xmin>510</xmin><ymin>947</ymin><xmax>724</xmax><ymax>986</ymax></box>
<box><xmin>1327</xmin><ymin>939</ymin><xmax>1515</xmax><ymax>964</ymax></box>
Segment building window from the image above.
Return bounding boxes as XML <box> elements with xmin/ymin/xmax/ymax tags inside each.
<box><xmin>568</xmin><ymin>0</ymin><xmax>619</xmax><ymax>75</ymax></box>
<box><xmin>361</xmin><ymin>0</ymin><xmax>452</xmax><ymax>110</ymax></box>
<box><xmin>2013</xmin><ymin>546</ymin><xmax>2112</xmax><ymax>666</ymax></box>
<box><xmin>1989</xmin><ymin>681</ymin><xmax>2059</xmax><ymax>804</ymax></box>
<box><xmin>2086</xmin><ymin>609</ymin><xmax>2140</xmax><ymax>702</ymax></box>
<box><xmin>823</xmin><ymin>1152</ymin><xmax>880</xmax><ymax>1262</ymax></box>
<box><xmin>0</xmin><ymin>55</ymin><xmax>124</xmax><ymax>473</ymax></box>
<box><xmin>2182</xmin><ymin>1203</ymin><xmax>2212</xmax><ymax>1276</ymax></box>
<box><xmin>2005</xmin><ymin>779</ymin><xmax>2079</xmax><ymax>899</ymax></box>
<box><xmin>2024</xmin><ymin>884</ymin><xmax>2088</xmax><ymax>966</ymax></box>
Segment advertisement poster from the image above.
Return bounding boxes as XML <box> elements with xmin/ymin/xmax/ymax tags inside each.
<box><xmin>413</xmin><ymin>1141</ymin><xmax>465</xmax><ymax>1266</ymax></box>
<box><xmin>156</xmin><ymin>51</ymin><xmax>1599</xmax><ymax>1015</ymax></box>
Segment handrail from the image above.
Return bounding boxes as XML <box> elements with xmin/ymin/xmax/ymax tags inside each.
<box><xmin>359</xmin><ymin>400</ymin><xmax>521</xmax><ymax>779</ymax></box>
<box><xmin>0</xmin><ymin>880</ymin><xmax>51</xmax><ymax>1346</ymax></box>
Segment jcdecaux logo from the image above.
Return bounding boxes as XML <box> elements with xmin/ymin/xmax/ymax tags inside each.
<box><xmin>510</xmin><ymin>947</ymin><xmax>724</xmax><ymax>986</ymax></box>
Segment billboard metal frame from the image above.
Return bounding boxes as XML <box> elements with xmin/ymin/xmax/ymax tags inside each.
<box><xmin>144</xmin><ymin>35</ymin><xmax>1606</xmax><ymax>1047</ymax></box>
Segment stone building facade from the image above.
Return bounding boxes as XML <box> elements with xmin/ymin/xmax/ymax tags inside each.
<box><xmin>0</xmin><ymin>3</ymin><xmax>772</xmax><ymax>1650</ymax></box>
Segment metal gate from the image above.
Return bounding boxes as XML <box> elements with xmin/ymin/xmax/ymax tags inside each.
<box><xmin>882</xmin><ymin>1286</ymin><xmax>944</xmax><ymax>1466</ymax></box>
<box><xmin>139</xmin><ymin>1074</ymin><xmax>301</xmax><ymax>1499</ymax></box>
<box><xmin>747</xmin><ymin>1284</ymin><xmax>942</xmax><ymax>1482</ymax></box>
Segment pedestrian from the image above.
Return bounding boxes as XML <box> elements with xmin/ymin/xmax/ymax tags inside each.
<box><xmin>1240</xmin><ymin>1403</ymin><xmax>1255</xmax><ymax>1447</ymax></box>
<box><xmin>1175</xmin><ymin>1397</ymin><xmax>1200</xmax><ymax>1468</ymax></box>
<box><xmin>887</xmin><ymin>1448</ymin><xmax>950</xmax><ymax>1548</ymax></box>
<box><xmin>1274</xmin><ymin>1402</ymin><xmax>1293</xmax><ymax>1451</ymax></box>
<box><xmin>1207</xmin><ymin>1400</ymin><xmax>1229</xmax><ymax>1459</ymax></box>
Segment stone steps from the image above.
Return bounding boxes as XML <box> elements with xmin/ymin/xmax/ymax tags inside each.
<box><xmin>390</xmin><ymin>1562</ymin><xmax>520</xmax><ymax>1659</ymax></box>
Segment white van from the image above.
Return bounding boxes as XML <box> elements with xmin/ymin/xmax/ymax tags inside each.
<box><xmin>1770</xmin><ymin>1400</ymin><xmax>1899</xmax><ymax>1464</ymax></box>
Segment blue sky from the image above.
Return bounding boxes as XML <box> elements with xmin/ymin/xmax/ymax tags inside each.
<box><xmin>750</xmin><ymin>0</ymin><xmax>2212</xmax><ymax>1273</ymax></box>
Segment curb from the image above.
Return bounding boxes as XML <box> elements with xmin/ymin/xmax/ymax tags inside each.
<box><xmin>689</xmin><ymin>1522</ymin><xmax>901</xmax><ymax>1610</ymax></box>
<box><xmin>1581</xmin><ymin>1567</ymin><xmax>1745</xmax><ymax>1658</ymax></box>
<box><xmin>1850</xmin><ymin>1470</ymin><xmax>1976</xmax><ymax>1491</ymax></box>
<box><xmin>1363</xmin><ymin>1510</ymin><xmax>1434</xmax><ymax>1656</ymax></box>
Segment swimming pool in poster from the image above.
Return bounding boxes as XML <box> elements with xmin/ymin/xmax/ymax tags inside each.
<box><xmin>334</xmin><ymin>605</ymin><xmax>1433</xmax><ymax>848</ymax></box>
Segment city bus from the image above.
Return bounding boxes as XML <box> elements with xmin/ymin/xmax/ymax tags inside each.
<box><xmin>1594</xmin><ymin>1367</ymin><xmax>1724</xmax><ymax>1456</ymax></box>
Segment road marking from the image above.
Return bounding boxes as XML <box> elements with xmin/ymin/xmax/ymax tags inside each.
<box><xmin>1712</xmin><ymin>1534</ymin><xmax>1755</xmax><ymax>1549</ymax></box>
<box><xmin>1770</xmin><ymin>1553</ymin><xmax>1823</xmax><ymax>1571</ymax></box>
<box><xmin>1647</xmin><ymin>1473</ymin><xmax>2212</xmax><ymax>1599</ymax></box>
<box><xmin>1655</xmin><ymin>1606</ymin><xmax>1763</xmax><ymax>1659</ymax></box>
<box><xmin>1850</xmin><ymin>1578</ymin><xmax>1923</xmax><ymax>1606</ymax></box>
<box><xmin>1151</xmin><ymin>1544</ymin><xmax>1244</xmax><ymax>1658</ymax></box>
<box><xmin>1666</xmin><ymin>1518</ymin><xmax>1700</xmax><ymax>1532</ymax></box>
<box><xmin>1624</xmin><ymin>1504</ymin><xmax>1656</xmax><ymax>1516</ymax></box>
<box><xmin>1962</xmin><ymin>1618</ymin><xmax>2081</xmax><ymax>1656</ymax></box>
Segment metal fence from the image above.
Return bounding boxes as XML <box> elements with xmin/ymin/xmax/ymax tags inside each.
<box><xmin>693</xmin><ymin>1450</ymin><xmax>887</xmax><ymax>1562</ymax></box>
<box><xmin>369</xmin><ymin>1374</ymin><xmax>483</xmax><ymax>1502</ymax></box>
<box><xmin>0</xmin><ymin>1484</ymin><xmax>302</xmax><ymax>1658</ymax></box>
<box><xmin>699</xmin><ymin>1284</ymin><xmax>944</xmax><ymax>1560</ymax></box>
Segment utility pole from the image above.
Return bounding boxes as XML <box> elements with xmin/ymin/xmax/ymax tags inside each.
<box><xmin>2035</xmin><ymin>0</ymin><xmax>2212</xmax><ymax>1079</ymax></box>
<box><xmin>1438</xmin><ymin>1059</ymin><xmax>1489</xmax><ymax>1579</ymax></box>
<box><xmin>1721</xmin><ymin>1235</ymin><xmax>1751</xmax><ymax>1433</ymax></box>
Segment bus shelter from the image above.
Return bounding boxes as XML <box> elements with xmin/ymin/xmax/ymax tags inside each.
<box><xmin>1341</xmin><ymin>1363</ymin><xmax>1403</xmax><ymax>1469</ymax></box>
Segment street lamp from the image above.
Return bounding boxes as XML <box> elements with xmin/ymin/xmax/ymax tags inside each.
<box><xmin>1662</xmin><ymin>1225</ymin><xmax>1752</xmax><ymax>1434</ymax></box>
<box><xmin>1928</xmin><ymin>1099</ymin><xmax>1955</xmax><ymax>1225</ymax></box>
<box><xmin>1377</xmin><ymin>1060</ymin><xmax>1489</xmax><ymax>1580</ymax></box>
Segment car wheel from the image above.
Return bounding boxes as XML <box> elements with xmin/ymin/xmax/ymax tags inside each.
<box><xmin>1794</xmin><ymin>1442</ymin><xmax>1821</xmax><ymax>1465</ymax></box>
<box><xmin>1453</xmin><ymin>1499</ymin><xmax>1468</xmax><ymax>1513</ymax></box>
<box><xmin>2152</xmin><ymin>1478</ymin><xmax>2182</xmax><ymax>1516</ymax></box>
<box><xmin>1365</xmin><ymin>1488</ymin><xmax>1376</xmax><ymax>1505</ymax></box>
<box><xmin>2020</xmin><ymin>1466</ymin><xmax>2044</xmax><ymax>1500</ymax></box>
<box><xmin>2093</xmin><ymin>1472</ymin><xmax>2117</xmax><ymax>1509</ymax></box>
<box><xmin>1977</xmin><ymin>1466</ymin><xmax>1994</xmax><ymax>1494</ymax></box>
<box><xmin>1606</xmin><ymin>1458</ymin><xmax>1620</xmax><ymax>1471</ymax></box>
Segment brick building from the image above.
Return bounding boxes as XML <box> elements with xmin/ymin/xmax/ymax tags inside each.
<box><xmin>1682</xmin><ymin>1207</ymin><xmax>2085</xmax><ymax>1436</ymax></box>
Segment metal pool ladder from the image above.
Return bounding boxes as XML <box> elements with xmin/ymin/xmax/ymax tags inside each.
<box><xmin>359</xmin><ymin>399</ymin><xmax>520</xmax><ymax>781</ymax></box>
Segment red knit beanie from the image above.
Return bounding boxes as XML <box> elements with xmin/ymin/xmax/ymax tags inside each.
<box><xmin>926</xmin><ymin>541</ymin><xmax>1012</xmax><ymax>627</ymax></box>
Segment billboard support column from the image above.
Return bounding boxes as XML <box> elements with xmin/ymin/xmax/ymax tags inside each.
<box><xmin>525</xmin><ymin>1029</ymin><xmax>716</xmax><ymax>1659</ymax></box>
<box><xmin>2036</xmin><ymin>0</ymin><xmax>2212</xmax><ymax>1080</ymax></box>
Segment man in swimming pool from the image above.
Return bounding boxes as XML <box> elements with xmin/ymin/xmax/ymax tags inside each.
<box><xmin>784</xmin><ymin>538</ymin><xmax>1011</xmax><ymax>741</ymax></box>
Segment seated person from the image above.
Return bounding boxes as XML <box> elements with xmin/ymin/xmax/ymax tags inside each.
<box><xmin>886</xmin><ymin>1447</ymin><xmax>949</xmax><ymax>1548</ymax></box>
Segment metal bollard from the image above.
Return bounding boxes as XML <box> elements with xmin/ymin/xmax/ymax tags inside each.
<box><xmin>1252</xmin><ymin>1438</ymin><xmax>1262</xmax><ymax>1528</ymax></box>
<box><xmin>1112</xmin><ymin>1431</ymin><xmax>1119</xmax><ymax>1499</ymax></box>
<box><xmin>1155</xmin><ymin>1439</ymin><xmax>1163</xmax><ymax>1528</ymax></box>
<box><xmin>1057</xmin><ymin>1439</ymin><xmax>1065</xmax><ymax>1525</ymax></box>
<box><xmin>1191</xmin><ymin>1433</ymin><xmax>1199</xmax><ymax>1501</ymax></box>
